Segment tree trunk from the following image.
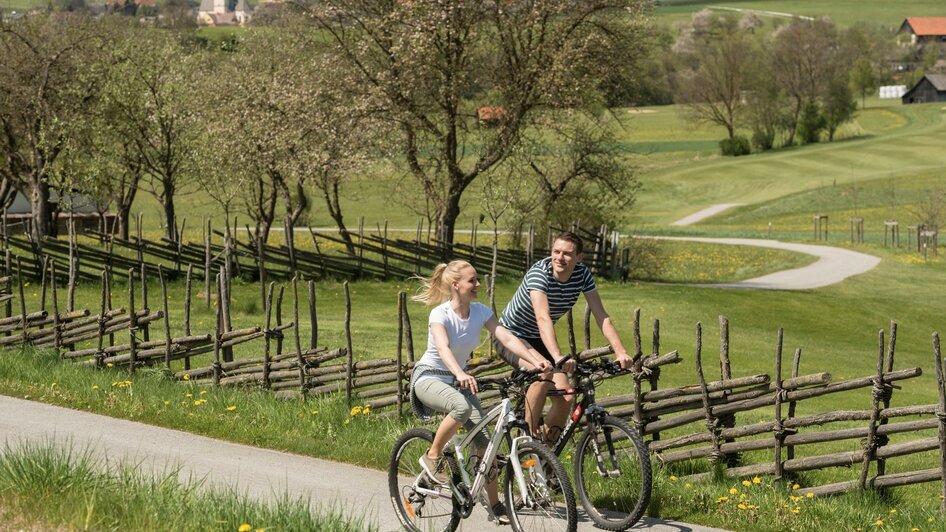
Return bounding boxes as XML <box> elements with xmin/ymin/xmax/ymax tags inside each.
<box><xmin>162</xmin><ymin>187</ymin><xmax>178</xmax><ymax>242</ymax></box>
<box><xmin>323</xmin><ymin>180</ymin><xmax>354</xmax><ymax>255</ymax></box>
<box><xmin>29</xmin><ymin>178</ymin><xmax>52</xmax><ymax>244</ymax></box>
<box><xmin>118</xmin><ymin>204</ymin><xmax>132</xmax><ymax>240</ymax></box>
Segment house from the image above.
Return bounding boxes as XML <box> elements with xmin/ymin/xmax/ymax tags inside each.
<box><xmin>901</xmin><ymin>74</ymin><xmax>946</xmax><ymax>104</ymax></box>
<box><xmin>898</xmin><ymin>17</ymin><xmax>946</xmax><ymax>45</ymax></box>
<box><xmin>197</xmin><ymin>0</ymin><xmax>252</xmax><ymax>26</ymax></box>
<box><xmin>476</xmin><ymin>106</ymin><xmax>506</xmax><ymax>128</ymax></box>
<box><xmin>3</xmin><ymin>191</ymin><xmax>115</xmax><ymax>234</ymax></box>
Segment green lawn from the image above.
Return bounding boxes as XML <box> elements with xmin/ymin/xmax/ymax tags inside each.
<box><xmin>652</xmin><ymin>0</ymin><xmax>946</xmax><ymax>28</ymax></box>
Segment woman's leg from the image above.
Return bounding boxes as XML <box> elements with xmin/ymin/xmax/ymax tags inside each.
<box><xmin>543</xmin><ymin>371</ymin><xmax>575</xmax><ymax>444</ymax></box>
<box><xmin>414</xmin><ymin>378</ymin><xmax>474</xmax><ymax>458</ymax></box>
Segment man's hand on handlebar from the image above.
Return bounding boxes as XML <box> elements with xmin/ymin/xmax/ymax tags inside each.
<box><xmin>615</xmin><ymin>351</ymin><xmax>633</xmax><ymax>370</ymax></box>
<box><xmin>456</xmin><ymin>371</ymin><xmax>478</xmax><ymax>394</ymax></box>
<box><xmin>554</xmin><ymin>354</ymin><xmax>577</xmax><ymax>373</ymax></box>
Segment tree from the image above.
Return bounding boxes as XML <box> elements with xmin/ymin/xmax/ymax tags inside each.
<box><xmin>677</xmin><ymin>29</ymin><xmax>757</xmax><ymax>139</ymax></box>
<box><xmin>103</xmin><ymin>31</ymin><xmax>201</xmax><ymax>242</ymax></box>
<box><xmin>823</xmin><ymin>71</ymin><xmax>857</xmax><ymax>141</ymax></box>
<box><xmin>298</xmin><ymin>0</ymin><xmax>649</xmax><ymax>245</ymax></box>
<box><xmin>849</xmin><ymin>57</ymin><xmax>876</xmax><ymax>109</ymax></box>
<box><xmin>0</xmin><ymin>13</ymin><xmax>104</xmax><ymax>244</ymax></box>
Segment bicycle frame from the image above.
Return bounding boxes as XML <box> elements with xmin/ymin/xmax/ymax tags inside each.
<box><xmin>410</xmin><ymin>396</ymin><xmax>542</xmax><ymax>513</ymax></box>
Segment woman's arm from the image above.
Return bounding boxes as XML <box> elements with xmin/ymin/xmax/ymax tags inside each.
<box><xmin>584</xmin><ymin>289</ymin><xmax>632</xmax><ymax>368</ymax></box>
<box><xmin>431</xmin><ymin>322</ymin><xmax>478</xmax><ymax>392</ymax></box>
<box><xmin>485</xmin><ymin>316</ymin><xmax>550</xmax><ymax>371</ymax></box>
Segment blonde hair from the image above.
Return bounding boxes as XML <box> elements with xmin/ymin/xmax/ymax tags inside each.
<box><xmin>412</xmin><ymin>260</ymin><xmax>473</xmax><ymax>306</ymax></box>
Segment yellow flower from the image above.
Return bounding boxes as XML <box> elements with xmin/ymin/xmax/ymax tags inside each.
<box><xmin>874</xmin><ymin>520</ymin><xmax>883</xmax><ymax>526</ymax></box>
<box><xmin>363</xmin><ymin>407</ymin><xmax>371</xmax><ymax>415</ymax></box>
<box><xmin>911</xmin><ymin>528</ymin><xmax>920</xmax><ymax>532</ymax></box>
<box><xmin>163</xmin><ymin>400</ymin><xmax>170</xmax><ymax>406</ymax></box>
<box><xmin>343</xmin><ymin>418</ymin><xmax>351</xmax><ymax>425</ymax></box>
<box><xmin>183</xmin><ymin>373</ymin><xmax>191</xmax><ymax>381</ymax></box>
<box><xmin>92</xmin><ymin>385</ymin><xmax>99</xmax><ymax>390</ymax></box>
<box><xmin>200</xmin><ymin>390</ymin><xmax>208</xmax><ymax>395</ymax></box>
<box><xmin>51</xmin><ymin>382</ymin><xmax>57</xmax><ymax>388</ymax></box>
<box><xmin>669</xmin><ymin>475</ymin><xmax>677</xmax><ymax>481</ymax></box>
<box><xmin>239</xmin><ymin>525</ymin><xmax>252</xmax><ymax>532</ymax></box>
<box><xmin>729</xmin><ymin>488</ymin><xmax>738</xmax><ymax>495</ymax></box>
<box><xmin>792</xmin><ymin>483</ymin><xmax>800</xmax><ymax>490</ymax></box>
<box><xmin>684</xmin><ymin>483</ymin><xmax>692</xmax><ymax>489</ymax></box>
<box><xmin>737</xmin><ymin>503</ymin><xmax>747</xmax><ymax>510</ymax></box>
<box><xmin>752</xmin><ymin>476</ymin><xmax>761</xmax><ymax>484</ymax></box>
<box><xmin>310</xmin><ymin>410</ymin><xmax>319</xmax><ymax>415</ymax></box>
<box><xmin>716</xmin><ymin>497</ymin><xmax>728</xmax><ymax>503</ymax></box>
<box><xmin>742</xmin><ymin>480</ymin><xmax>751</xmax><ymax>487</ymax></box>
<box><xmin>806</xmin><ymin>492</ymin><xmax>814</xmax><ymax>498</ymax></box>
<box><xmin>350</xmin><ymin>406</ymin><xmax>363</xmax><ymax>416</ymax></box>
<box><xmin>106</xmin><ymin>363</ymin><xmax>114</xmax><ymax>368</ymax></box>
<box><xmin>792</xmin><ymin>507</ymin><xmax>800</xmax><ymax>515</ymax></box>
<box><xmin>194</xmin><ymin>400</ymin><xmax>201</xmax><ymax>406</ymax></box>
<box><xmin>889</xmin><ymin>508</ymin><xmax>896</xmax><ymax>514</ymax></box>
<box><xmin>227</xmin><ymin>406</ymin><xmax>237</xmax><ymax>411</ymax></box>
<box><xmin>929</xmin><ymin>517</ymin><xmax>936</xmax><ymax>522</ymax></box>
<box><xmin>186</xmin><ymin>393</ymin><xmax>193</xmax><ymax>398</ymax></box>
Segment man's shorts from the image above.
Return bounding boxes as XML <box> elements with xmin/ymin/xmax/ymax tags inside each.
<box><xmin>493</xmin><ymin>335</ymin><xmax>553</xmax><ymax>368</ymax></box>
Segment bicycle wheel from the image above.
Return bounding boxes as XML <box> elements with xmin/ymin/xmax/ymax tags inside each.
<box><xmin>503</xmin><ymin>440</ymin><xmax>577</xmax><ymax>532</ymax></box>
<box><xmin>388</xmin><ymin>428</ymin><xmax>460</xmax><ymax>532</ymax></box>
<box><xmin>573</xmin><ymin>415</ymin><xmax>651</xmax><ymax>531</ymax></box>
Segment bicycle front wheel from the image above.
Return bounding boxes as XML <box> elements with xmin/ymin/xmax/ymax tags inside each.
<box><xmin>573</xmin><ymin>415</ymin><xmax>651</xmax><ymax>531</ymax></box>
<box><xmin>388</xmin><ymin>428</ymin><xmax>460</xmax><ymax>532</ymax></box>
<box><xmin>504</xmin><ymin>440</ymin><xmax>577</xmax><ymax>532</ymax></box>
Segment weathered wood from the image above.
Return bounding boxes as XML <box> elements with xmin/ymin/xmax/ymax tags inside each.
<box><xmin>639</xmin><ymin>374</ymin><xmax>771</xmax><ymax>402</ymax></box>
<box><xmin>50</xmin><ymin>261</ymin><xmax>61</xmax><ymax>351</ymax></box>
<box><xmin>344</xmin><ymin>280</ymin><xmax>353</xmax><ymax>404</ymax></box>
<box><xmin>397</xmin><ymin>291</ymin><xmax>405</xmax><ymax>416</ymax></box>
<box><xmin>877</xmin><ymin>321</ymin><xmax>897</xmax><ymax>479</ymax></box>
<box><xmin>293</xmin><ymin>277</ymin><xmax>304</xmax><ymax>391</ymax></box>
<box><xmin>859</xmin><ymin>330</ymin><xmax>886</xmax><ymax>490</ymax></box>
<box><xmin>787</xmin><ymin>347</ymin><xmax>802</xmax><ymax>461</ymax></box>
<box><xmin>773</xmin><ymin>328</ymin><xmax>785</xmax><ymax>481</ymax></box>
<box><xmin>263</xmin><ymin>282</ymin><xmax>275</xmax><ymax>388</ymax></box>
<box><xmin>212</xmin><ymin>274</ymin><xmax>223</xmax><ymax>385</ymax></box>
<box><xmin>934</xmin><ymin>332</ymin><xmax>946</xmax><ymax>511</ymax></box>
<box><xmin>308</xmin><ymin>280</ymin><xmax>317</xmax><ymax>350</ymax></box>
<box><xmin>159</xmin><ymin>266</ymin><xmax>172</xmax><ymax>368</ymax></box>
<box><xmin>127</xmin><ymin>269</ymin><xmax>137</xmax><ymax>374</ymax></box>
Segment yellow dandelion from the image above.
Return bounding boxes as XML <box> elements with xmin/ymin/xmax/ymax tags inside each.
<box><xmin>163</xmin><ymin>400</ymin><xmax>170</xmax><ymax>406</ymax></box>
<box><xmin>792</xmin><ymin>507</ymin><xmax>800</xmax><ymax>515</ymax></box>
<box><xmin>729</xmin><ymin>488</ymin><xmax>738</xmax><ymax>495</ymax></box>
<box><xmin>806</xmin><ymin>492</ymin><xmax>814</xmax><ymax>498</ymax></box>
<box><xmin>792</xmin><ymin>483</ymin><xmax>800</xmax><ymax>490</ymax></box>
<box><xmin>183</xmin><ymin>373</ymin><xmax>191</xmax><ymax>381</ymax></box>
<box><xmin>350</xmin><ymin>406</ymin><xmax>363</xmax><ymax>416</ymax></box>
<box><xmin>737</xmin><ymin>503</ymin><xmax>747</xmax><ymax>510</ymax></box>
<box><xmin>343</xmin><ymin>418</ymin><xmax>351</xmax><ymax>425</ymax></box>
<box><xmin>51</xmin><ymin>382</ymin><xmax>57</xmax><ymax>388</ymax></box>
<box><xmin>752</xmin><ymin>476</ymin><xmax>761</xmax><ymax>484</ymax></box>
<box><xmin>106</xmin><ymin>363</ymin><xmax>114</xmax><ymax>368</ymax></box>
<box><xmin>929</xmin><ymin>517</ymin><xmax>936</xmax><ymax>522</ymax></box>
<box><xmin>716</xmin><ymin>497</ymin><xmax>728</xmax><ymax>503</ymax></box>
<box><xmin>742</xmin><ymin>480</ymin><xmax>751</xmax><ymax>487</ymax></box>
<box><xmin>684</xmin><ymin>483</ymin><xmax>692</xmax><ymax>489</ymax></box>
<box><xmin>194</xmin><ymin>400</ymin><xmax>201</xmax><ymax>406</ymax></box>
<box><xmin>875</xmin><ymin>520</ymin><xmax>883</xmax><ymax>526</ymax></box>
<box><xmin>239</xmin><ymin>525</ymin><xmax>252</xmax><ymax>532</ymax></box>
<box><xmin>310</xmin><ymin>410</ymin><xmax>319</xmax><ymax>415</ymax></box>
<box><xmin>92</xmin><ymin>385</ymin><xmax>99</xmax><ymax>390</ymax></box>
<box><xmin>889</xmin><ymin>508</ymin><xmax>896</xmax><ymax>514</ymax></box>
<box><xmin>363</xmin><ymin>407</ymin><xmax>371</xmax><ymax>415</ymax></box>
<box><xmin>911</xmin><ymin>528</ymin><xmax>919</xmax><ymax>532</ymax></box>
<box><xmin>669</xmin><ymin>475</ymin><xmax>677</xmax><ymax>481</ymax></box>
<box><xmin>200</xmin><ymin>390</ymin><xmax>208</xmax><ymax>395</ymax></box>
<box><xmin>185</xmin><ymin>393</ymin><xmax>193</xmax><ymax>398</ymax></box>
<box><xmin>227</xmin><ymin>405</ymin><xmax>237</xmax><ymax>411</ymax></box>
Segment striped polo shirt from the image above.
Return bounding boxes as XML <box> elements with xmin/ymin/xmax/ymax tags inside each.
<box><xmin>500</xmin><ymin>257</ymin><xmax>596</xmax><ymax>338</ymax></box>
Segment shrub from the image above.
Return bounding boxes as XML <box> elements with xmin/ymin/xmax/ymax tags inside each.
<box><xmin>719</xmin><ymin>135</ymin><xmax>751</xmax><ymax>156</ymax></box>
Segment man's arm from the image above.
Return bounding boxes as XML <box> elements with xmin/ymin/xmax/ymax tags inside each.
<box><xmin>584</xmin><ymin>289</ymin><xmax>632</xmax><ymax>368</ymax></box>
<box><xmin>530</xmin><ymin>290</ymin><xmax>576</xmax><ymax>371</ymax></box>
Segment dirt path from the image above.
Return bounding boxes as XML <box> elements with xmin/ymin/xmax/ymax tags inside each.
<box><xmin>0</xmin><ymin>395</ymin><xmax>726</xmax><ymax>532</ymax></box>
<box><xmin>648</xmin><ymin>236</ymin><xmax>881</xmax><ymax>290</ymax></box>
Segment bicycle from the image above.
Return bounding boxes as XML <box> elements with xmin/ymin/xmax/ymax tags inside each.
<box><xmin>540</xmin><ymin>356</ymin><xmax>652</xmax><ymax>531</ymax></box>
<box><xmin>389</xmin><ymin>368</ymin><xmax>578</xmax><ymax>532</ymax></box>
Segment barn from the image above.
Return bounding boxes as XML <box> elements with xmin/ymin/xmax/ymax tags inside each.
<box><xmin>901</xmin><ymin>74</ymin><xmax>946</xmax><ymax>104</ymax></box>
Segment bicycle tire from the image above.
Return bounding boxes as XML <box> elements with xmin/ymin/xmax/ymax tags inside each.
<box><xmin>503</xmin><ymin>440</ymin><xmax>577</xmax><ymax>532</ymax></box>
<box><xmin>573</xmin><ymin>415</ymin><xmax>651</xmax><ymax>531</ymax></box>
<box><xmin>388</xmin><ymin>428</ymin><xmax>461</xmax><ymax>532</ymax></box>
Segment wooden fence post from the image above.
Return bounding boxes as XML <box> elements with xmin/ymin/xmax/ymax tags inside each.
<box><xmin>773</xmin><ymin>328</ymin><xmax>785</xmax><ymax>483</ymax></box>
<box><xmin>16</xmin><ymin>258</ymin><xmax>26</xmax><ymax>341</ymax></box>
<box><xmin>344</xmin><ymin>281</ymin><xmax>354</xmax><ymax>405</ymax></box>
<box><xmin>127</xmin><ymin>268</ymin><xmax>137</xmax><ymax>376</ymax></box>
<box><xmin>566</xmin><ymin>309</ymin><xmax>576</xmax><ymax>357</ymax></box>
<box><xmin>95</xmin><ymin>270</ymin><xmax>107</xmax><ymax>368</ymax></box>
<box><xmin>876</xmin><ymin>322</ymin><xmax>898</xmax><ymax>480</ymax></box>
<box><xmin>212</xmin><ymin>273</ymin><xmax>222</xmax><ymax>386</ymax></box>
<box><xmin>205</xmin><ymin>219</ymin><xmax>212</xmax><ymax>309</ymax></box>
<box><xmin>50</xmin><ymin>261</ymin><xmax>60</xmax><ymax>353</ymax></box>
<box><xmin>932</xmin><ymin>332</ymin><xmax>946</xmax><ymax>512</ymax></box>
<box><xmin>308</xmin><ymin>280</ymin><xmax>317</xmax><ymax>350</ymax></box>
<box><xmin>159</xmin><ymin>265</ymin><xmax>172</xmax><ymax>370</ymax></box>
<box><xmin>263</xmin><ymin>282</ymin><xmax>275</xmax><ymax>389</ymax></box>
<box><xmin>140</xmin><ymin>263</ymin><xmax>150</xmax><ymax>343</ymax></box>
<box><xmin>786</xmin><ymin>348</ymin><xmax>802</xmax><ymax>461</ymax></box>
<box><xmin>583</xmin><ymin>305</ymin><xmax>591</xmax><ymax>352</ymax></box>
<box><xmin>404</xmin><ymin>292</ymin><xmax>415</xmax><ymax>363</ymax></box>
<box><xmin>4</xmin><ymin>249</ymin><xmax>11</xmax><ymax>336</ymax></box>
<box><xmin>695</xmin><ymin>322</ymin><xmax>723</xmax><ymax>466</ymax></box>
<box><xmin>105</xmin><ymin>268</ymin><xmax>114</xmax><ymax>347</ymax></box>
<box><xmin>293</xmin><ymin>276</ymin><xmax>305</xmax><ymax>395</ymax></box>
<box><xmin>257</xmin><ymin>225</ymin><xmax>267</xmax><ymax>313</ymax></box>
<box><xmin>397</xmin><ymin>291</ymin><xmax>405</xmax><ymax>417</ymax></box>
<box><xmin>275</xmin><ymin>286</ymin><xmax>285</xmax><ymax>356</ymax></box>
<box><xmin>859</xmin><ymin>329</ymin><xmax>888</xmax><ymax>490</ymax></box>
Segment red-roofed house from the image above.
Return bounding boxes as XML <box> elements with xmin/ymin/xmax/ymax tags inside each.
<box><xmin>898</xmin><ymin>17</ymin><xmax>946</xmax><ymax>45</ymax></box>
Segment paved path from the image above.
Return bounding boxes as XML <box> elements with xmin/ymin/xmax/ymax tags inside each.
<box><xmin>647</xmin><ymin>236</ymin><xmax>881</xmax><ymax>290</ymax></box>
<box><xmin>0</xmin><ymin>395</ymin><xmax>725</xmax><ymax>532</ymax></box>
<box><xmin>670</xmin><ymin>204</ymin><xmax>744</xmax><ymax>226</ymax></box>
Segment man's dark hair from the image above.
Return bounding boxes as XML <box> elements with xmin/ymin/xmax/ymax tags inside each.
<box><xmin>553</xmin><ymin>231</ymin><xmax>584</xmax><ymax>254</ymax></box>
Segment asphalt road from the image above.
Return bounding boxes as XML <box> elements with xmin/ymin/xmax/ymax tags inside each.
<box><xmin>0</xmin><ymin>395</ymin><xmax>726</xmax><ymax>532</ymax></box>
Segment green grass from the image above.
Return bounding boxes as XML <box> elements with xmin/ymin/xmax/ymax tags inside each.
<box><xmin>652</xmin><ymin>0</ymin><xmax>946</xmax><ymax>28</ymax></box>
<box><xmin>3</xmin><ymin>237</ymin><xmax>946</xmax><ymax>529</ymax></box>
<box><xmin>643</xmin><ymin>240</ymin><xmax>817</xmax><ymax>283</ymax></box>
<box><xmin>0</xmin><ymin>439</ymin><xmax>375</xmax><ymax>531</ymax></box>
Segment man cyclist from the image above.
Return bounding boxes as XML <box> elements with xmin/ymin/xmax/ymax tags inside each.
<box><xmin>495</xmin><ymin>231</ymin><xmax>633</xmax><ymax>443</ymax></box>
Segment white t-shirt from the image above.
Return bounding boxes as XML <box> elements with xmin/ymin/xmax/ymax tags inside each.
<box><xmin>416</xmin><ymin>301</ymin><xmax>493</xmax><ymax>384</ymax></box>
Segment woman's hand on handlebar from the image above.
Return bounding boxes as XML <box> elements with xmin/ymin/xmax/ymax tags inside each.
<box><xmin>532</xmin><ymin>358</ymin><xmax>552</xmax><ymax>377</ymax></box>
<box><xmin>455</xmin><ymin>371</ymin><xmax>478</xmax><ymax>393</ymax></box>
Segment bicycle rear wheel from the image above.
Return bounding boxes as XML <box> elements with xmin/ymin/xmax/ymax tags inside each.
<box><xmin>573</xmin><ymin>415</ymin><xmax>651</xmax><ymax>531</ymax></box>
<box><xmin>388</xmin><ymin>428</ymin><xmax>460</xmax><ymax>532</ymax></box>
<box><xmin>503</xmin><ymin>440</ymin><xmax>577</xmax><ymax>532</ymax></box>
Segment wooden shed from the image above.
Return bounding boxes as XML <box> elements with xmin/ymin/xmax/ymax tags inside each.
<box><xmin>901</xmin><ymin>74</ymin><xmax>946</xmax><ymax>104</ymax></box>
